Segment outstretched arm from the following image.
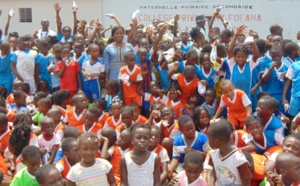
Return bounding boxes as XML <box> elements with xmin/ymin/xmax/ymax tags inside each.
<box><xmin>54</xmin><ymin>3</ymin><xmax>62</xmax><ymax>34</ymax></box>
<box><xmin>4</xmin><ymin>12</ymin><xmax>13</xmax><ymax>37</ymax></box>
<box><xmin>228</xmin><ymin>25</ymin><xmax>246</xmax><ymax>59</ymax></box>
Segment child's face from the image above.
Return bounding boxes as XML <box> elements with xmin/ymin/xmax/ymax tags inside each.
<box><xmin>132</xmin><ymin>128</ymin><xmax>151</xmax><ymax>151</ymax></box>
<box><xmin>207</xmin><ymin>131</ymin><xmax>219</xmax><ymax>149</ymax></box>
<box><xmin>42</xmin><ymin>121</ymin><xmax>55</xmax><ymax>136</ymax></box>
<box><xmin>138</xmin><ymin>50</ymin><xmax>147</xmax><ymax>62</ymax></box>
<box><xmin>221</xmin><ymin>84</ymin><xmax>235</xmax><ymax>100</ymax></box>
<box><xmin>0</xmin><ymin>48</ymin><xmax>10</xmax><ymax>56</ymax></box>
<box><xmin>149</xmin><ymin>82</ymin><xmax>159</xmax><ymax>94</ymax></box>
<box><xmin>117</xmin><ymin>130</ymin><xmax>131</xmax><ymax>149</ymax></box>
<box><xmin>89</xmin><ymin>46</ymin><xmax>100</xmax><ymax>59</ymax></box>
<box><xmin>168</xmin><ymin>89</ymin><xmax>180</xmax><ymax>101</ymax></box>
<box><xmin>149</xmin><ymin>128</ymin><xmax>160</xmax><ymax>148</ymax></box>
<box><xmin>17</xmin><ymin>41</ymin><xmax>26</xmax><ymax>50</ymax></box>
<box><xmin>38</xmin><ymin>46</ymin><xmax>49</xmax><ymax>55</ymax></box>
<box><xmin>186</xmin><ymin>54</ymin><xmax>198</xmax><ymax>66</ymax></box>
<box><xmin>202</xmin><ymin>54</ymin><xmax>211</xmax><ymax>69</ymax></box>
<box><xmin>184</xmin><ymin>72</ymin><xmax>195</xmax><ymax>83</ymax></box>
<box><xmin>271</xmin><ymin>36</ymin><xmax>282</xmax><ymax>46</ymax></box>
<box><xmin>84</xmin><ymin>111</ymin><xmax>98</xmax><ymax>128</ymax></box>
<box><xmin>199</xmin><ymin>110</ymin><xmax>209</xmax><ymax>128</ymax></box>
<box><xmin>65</xmin><ymin>141</ymin><xmax>81</xmax><ymax>163</ymax></box>
<box><xmin>78</xmin><ymin>138</ymin><xmax>98</xmax><ymax>165</ymax></box>
<box><xmin>204</xmin><ymin>90</ymin><xmax>215</xmax><ymax>105</ymax></box>
<box><xmin>111</xmin><ymin>103</ymin><xmax>122</xmax><ymax>117</ymax></box>
<box><xmin>73</xmin><ymin>44</ymin><xmax>83</xmax><ymax>56</ymax></box>
<box><xmin>63</xmin><ymin>28</ymin><xmax>71</xmax><ymax>38</ymax></box>
<box><xmin>9</xmin><ymin>37</ymin><xmax>17</xmax><ymax>49</ymax></box>
<box><xmin>247</xmin><ymin>122</ymin><xmax>263</xmax><ymax>140</ymax></box>
<box><xmin>180</xmin><ymin>121</ymin><xmax>196</xmax><ymax>140</ymax></box>
<box><xmin>41</xmin><ymin>168</ymin><xmax>63</xmax><ymax>186</ymax></box>
<box><xmin>38</xmin><ymin>103</ymin><xmax>51</xmax><ymax>115</ymax></box>
<box><xmin>256</xmin><ymin>99</ymin><xmax>271</xmax><ymax>117</ymax></box>
<box><xmin>270</xmin><ymin>50</ymin><xmax>283</xmax><ymax>63</ymax></box>
<box><xmin>234</xmin><ymin>51</ymin><xmax>248</xmax><ymax>67</ymax></box>
<box><xmin>75</xmin><ymin>96</ymin><xmax>88</xmax><ymax>110</ymax></box>
<box><xmin>121</xmin><ymin>111</ymin><xmax>133</xmax><ymax>126</ymax></box>
<box><xmin>160</xmin><ymin>107</ymin><xmax>175</xmax><ymax>124</ymax></box>
<box><xmin>47</xmin><ymin>112</ymin><xmax>62</xmax><ymax>125</ymax></box>
<box><xmin>23</xmin><ymin>157</ymin><xmax>41</xmax><ymax>175</ymax></box>
<box><xmin>61</xmin><ymin>49</ymin><xmax>71</xmax><ymax>59</ymax></box>
<box><xmin>38</xmin><ymin>81</ymin><xmax>48</xmax><ymax>92</ymax></box>
<box><xmin>282</xmin><ymin>137</ymin><xmax>300</xmax><ymax>157</ymax></box>
<box><xmin>53</xmin><ymin>48</ymin><xmax>61</xmax><ymax>59</ymax></box>
<box><xmin>133</xmin><ymin>107</ymin><xmax>141</xmax><ymax>120</ymax></box>
<box><xmin>183</xmin><ymin>162</ymin><xmax>202</xmax><ymax>184</ymax></box>
<box><xmin>125</xmin><ymin>56</ymin><xmax>135</xmax><ymax>69</ymax></box>
<box><xmin>188</xmin><ymin>96</ymin><xmax>198</xmax><ymax>110</ymax></box>
<box><xmin>139</xmin><ymin>40</ymin><xmax>149</xmax><ymax>50</ymax></box>
<box><xmin>180</xmin><ymin>32</ymin><xmax>189</xmax><ymax>42</ymax></box>
<box><xmin>15</xmin><ymin>96</ymin><xmax>26</xmax><ymax>106</ymax></box>
<box><xmin>13</xmin><ymin>82</ymin><xmax>24</xmax><ymax>91</ymax></box>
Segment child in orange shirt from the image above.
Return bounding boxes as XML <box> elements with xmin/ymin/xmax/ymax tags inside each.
<box><xmin>170</xmin><ymin>65</ymin><xmax>207</xmax><ymax>105</ymax></box>
<box><xmin>102</xmin><ymin>128</ymin><xmax>131</xmax><ymax>186</ymax></box>
<box><xmin>118</xmin><ymin>51</ymin><xmax>143</xmax><ymax>106</ymax></box>
<box><xmin>47</xmin><ymin>108</ymin><xmax>65</xmax><ymax>141</ymax></box>
<box><xmin>55</xmin><ymin>137</ymin><xmax>80</xmax><ymax>180</ymax></box>
<box><xmin>93</xmin><ymin>99</ymin><xmax>109</xmax><ymax>128</ymax></box>
<box><xmin>130</xmin><ymin>102</ymin><xmax>147</xmax><ymax>124</ymax></box>
<box><xmin>213</xmin><ymin>79</ymin><xmax>251</xmax><ymax>129</ymax></box>
<box><xmin>103</xmin><ymin>100</ymin><xmax>123</xmax><ymax>129</ymax></box>
<box><xmin>77</xmin><ymin>107</ymin><xmax>102</xmax><ymax>138</ymax></box>
<box><xmin>51</xmin><ymin>90</ymin><xmax>72</xmax><ymax>119</ymax></box>
<box><xmin>63</xmin><ymin>94</ymin><xmax>88</xmax><ymax>127</ymax></box>
<box><xmin>0</xmin><ymin>113</ymin><xmax>10</xmax><ymax>154</ymax></box>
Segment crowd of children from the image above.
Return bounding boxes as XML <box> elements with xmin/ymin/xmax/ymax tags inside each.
<box><xmin>0</xmin><ymin>2</ymin><xmax>300</xmax><ymax>186</ymax></box>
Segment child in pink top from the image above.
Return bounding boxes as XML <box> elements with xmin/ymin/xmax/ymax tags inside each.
<box><xmin>168</xmin><ymin>151</ymin><xmax>207</xmax><ymax>186</ymax></box>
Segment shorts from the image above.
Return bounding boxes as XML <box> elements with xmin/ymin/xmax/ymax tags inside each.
<box><xmin>23</xmin><ymin>79</ymin><xmax>36</xmax><ymax>95</ymax></box>
<box><xmin>83</xmin><ymin>79</ymin><xmax>100</xmax><ymax>101</ymax></box>
<box><xmin>124</xmin><ymin>96</ymin><xmax>142</xmax><ymax>106</ymax></box>
<box><xmin>289</xmin><ymin>96</ymin><xmax>300</xmax><ymax>116</ymax></box>
<box><xmin>228</xmin><ymin>114</ymin><xmax>245</xmax><ymax>130</ymax></box>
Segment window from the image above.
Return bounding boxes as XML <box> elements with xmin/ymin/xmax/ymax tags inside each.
<box><xmin>19</xmin><ymin>8</ymin><xmax>32</xmax><ymax>23</ymax></box>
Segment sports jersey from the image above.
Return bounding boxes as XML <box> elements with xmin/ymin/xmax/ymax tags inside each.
<box><xmin>0</xmin><ymin>128</ymin><xmax>11</xmax><ymax>152</ymax></box>
<box><xmin>161</xmin><ymin>95</ymin><xmax>184</xmax><ymax>118</ymax></box>
<box><xmin>38</xmin><ymin>134</ymin><xmax>60</xmax><ymax>153</ymax></box>
<box><xmin>55</xmin><ymin>157</ymin><xmax>71</xmax><ymax>179</ymax></box>
<box><xmin>134</xmin><ymin>115</ymin><xmax>148</xmax><ymax>124</ymax></box>
<box><xmin>264</xmin><ymin>115</ymin><xmax>284</xmax><ymax>136</ymax></box>
<box><xmin>156</xmin><ymin>121</ymin><xmax>181</xmax><ymax>139</ymax></box>
<box><xmin>77</xmin><ymin>123</ymin><xmax>102</xmax><ymax>138</ymax></box>
<box><xmin>56</xmin><ymin>60</ymin><xmax>80</xmax><ymax>91</ymax></box>
<box><xmin>54</xmin><ymin>122</ymin><xmax>65</xmax><ymax>141</ymax></box>
<box><xmin>97</xmin><ymin>112</ymin><xmax>109</xmax><ymax>128</ymax></box>
<box><xmin>10</xmin><ymin>167</ymin><xmax>39</xmax><ymax>186</ymax></box>
<box><xmin>63</xmin><ymin>108</ymin><xmax>86</xmax><ymax>127</ymax></box>
<box><xmin>118</xmin><ymin>65</ymin><xmax>143</xmax><ymax>98</ymax></box>
<box><xmin>252</xmin><ymin>130</ymin><xmax>284</xmax><ymax>154</ymax></box>
<box><xmin>103</xmin><ymin>116</ymin><xmax>122</xmax><ymax>129</ymax></box>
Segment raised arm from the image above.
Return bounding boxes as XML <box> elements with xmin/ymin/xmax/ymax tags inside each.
<box><xmin>89</xmin><ymin>21</ymin><xmax>102</xmax><ymax>43</ymax></box>
<box><xmin>173</xmin><ymin>14</ymin><xmax>180</xmax><ymax>37</ymax></box>
<box><xmin>54</xmin><ymin>3</ymin><xmax>62</xmax><ymax>34</ymax></box>
<box><xmin>130</xmin><ymin>19</ymin><xmax>137</xmax><ymax>47</ymax></box>
<box><xmin>249</xmin><ymin>30</ymin><xmax>259</xmax><ymax>62</ymax></box>
<box><xmin>72</xmin><ymin>6</ymin><xmax>78</xmax><ymax>35</ymax></box>
<box><xmin>111</xmin><ymin>14</ymin><xmax>123</xmax><ymax>28</ymax></box>
<box><xmin>151</xmin><ymin>24</ymin><xmax>168</xmax><ymax>60</ymax></box>
<box><xmin>228</xmin><ymin>25</ymin><xmax>246</xmax><ymax>59</ymax></box>
<box><xmin>4</xmin><ymin>11</ymin><xmax>13</xmax><ymax>37</ymax></box>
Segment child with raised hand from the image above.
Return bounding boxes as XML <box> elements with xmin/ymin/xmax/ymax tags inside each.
<box><xmin>168</xmin><ymin>116</ymin><xmax>208</xmax><ymax>178</ymax></box>
<box><xmin>103</xmin><ymin>99</ymin><xmax>123</xmax><ymax>129</ymax></box>
<box><xmin>10</xmin><ymin>146</ymin><xmax>41</xmax><ymax>186</ymax></box>
<box><xmin>38</xmin><ymin>116</ymin><xmax>60</xmax><ymax>164</ymax></box>
<box><xmin>47</xmin><ymin>108</ymin><xmax>65</xmax><ymax>141</ymax></box>
<box><xmin>227</xmin><ymin>25</ymin><xmax>259</xmax><ymax>99</ymax></box>
<box><xmin>48</xmin><ymin>43</ymin><xmax>63</xmax><ymax>92</ymax></box>
<box><xmin>36</xmin><ymin>40</ymin><xmax>53</xmax><ymax>91</ymax></box>
<box><xmin>93</xmin><ymin>99</ymin><xmax>109</xmax><ymax>128</ymax></box>
<box><xmin>130</xmin><ymin>102</ymin><xmax>147</xmax><ymax>123</ymax></box>
<box><xmin>168</xmin><ymin>151</ymin><xmax>208</xmax><ymax>186</ymax></box>
<box><xmin>245</xmin><ymin>115</ymin><xmax>283</xmax><ymax>154</ymax></box>
<box><xmin>78</xmin><ymin>107</ymin><xmax>102</xmax><ymax>138</ymax></box>
<box><xmin>32</xmin><ymin>97</ymin><xmax>52</xmax><ymax>127</ymax></box>
<box><xmin>120</xmin><ymin>124</ymin><xmax>160</xmax><ymax>186</ymax></box>
<box><xmin>147</xmin><ymin>125</ymin><xmax>169</xmax><ymax>184</ymax></box>
<box><xmin>67</xmin><ymin>132</ymin><xmax>116</xmax><ymax>186</ymax></box>
<box><xmin>51</xmin><ymin>89</ymin><xmax>71</xmax><ymax>118</ymax></box>
<box><xmin>102</xmin><ymin>128</ymin><xmax>131</xmax><ymax>186</ymax></box>
<box><xmin>267</xmin><ymin>152</ymin><xmax>300</xmax><ymax>186</ymax></box>
<box><xmin>204</xmin><ymin>119</ymin><xmax>252</xmax><ymax>186</ymax></box>
<box><xmin>35</xmin><ymin>164</ymin><xmax>64</xmax><ymax>186</ymax></box>
<box><xmin>55</xmin><ymin>137</ymin><xmax>80</xmax><ymax>180</ymax></box>
<box><xmin>193</xmin><ymin>106</ymin><xmax>210</xmax><ymax>135</ymax></box>
<box><xmin>161</xmin><ymin>83</ymin><xmax>184</xmax><ymax>118</ymax></box>
<box><xmin>63</xmin><ymin>93</ymin><xmax>88</xmax><ymax>127</ymax></box>
<box><xmin>262</xmin><ymin>45</ymin><xmax>289</xmax><ymax>112</ymax></box>
<box><xmin>55</xmin><ymin>46</ymin><xmax>81</xmax><ymax>97</ymax></box>
<box><xmin>105</xmin><ymin>79</ymin><xmax>120</xmax><ymax>112</ymax></box>
<box><xmin>213</xmin><ymin>79</ymin><xmax>251</xmax><ymax>130</ymax></box>
<box><xmin>10</xmin><ymin>36</ymin><xmax>39</xmax><ymax>95</ymax></box>
<box><xmin>118</xmin><ymin>51</ymin><xmax>143</xmax><ymax>106</ymax></box>
<box><xmin>54</xmin><ymin>3</ymin><xmax>74</xmax><ymax>43</ymax></box>
<box><xmin>82</xmin><ymin>43</ymin><xmax>105</xmax><ymax>102</ymax></box>
<box><xmin>0</xmin><ymin>42</ymin><xmax>13</xmax><ymax>94</ymax></box>
<box><xmin>256</xmin><ymin>96</ymin><xmax>285</xmax><ymax>136</ymax></box>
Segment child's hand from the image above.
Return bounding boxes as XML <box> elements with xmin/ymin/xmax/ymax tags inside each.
<box><xmin>54</xmin><ymin>3</ymin><xmax>61</xmax><ymax>12</ymax></box>
<box><xmin>248</xmin><ymin>29</ymin><xmax>256</xmax><ymax>37</ymax></box>
<box><xmin>250</xmin><ymin>87</ymin><xmax>255</xmax><ymax>96</ymax></box>
<box><xmin>200</xmin><ymin>80</ymin><xmax>209</xmax><ymax>87</ymax></box>
<box><xmin>167</xmin><ymin>177</ymin><xmax>179</xmax><ymax>186</ymax></box>
<box><xmin>236</xmin><ymin>25</ymin><xmax>247</xmax><ymax>36</ymax></box>
<box><xmin>184</xmin><ymin>147</ymin><xmax>194</xmax><ymax>154</ymax></box>
<box><xmin>181</xmin><ymin>104</ymin><xmax>189</xmax><ymax>114</ymax></box>
<box><xmin>151</xmin><ymin>110</ymin><xmax>160</xmax><ymax>119</ymax></box>
<box><xmin>95</xmin><ymin>21</ymin><xmax>103</xmax><ymax>30</ymax></box>
<box><xmin>33</xmin><ymin>30</ymin><xmax>38</xmax><ymax>36</ymax></box>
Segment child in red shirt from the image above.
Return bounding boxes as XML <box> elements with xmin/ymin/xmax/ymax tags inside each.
<box><xmin>118</xmin><ymin>51</ymin><xmax>142</xmax><ymax>106</ymax></box>
<box><xmin>56</xmin><ymin>46</ymin><xmax>82</xmax><ymax>97</ymax></box>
